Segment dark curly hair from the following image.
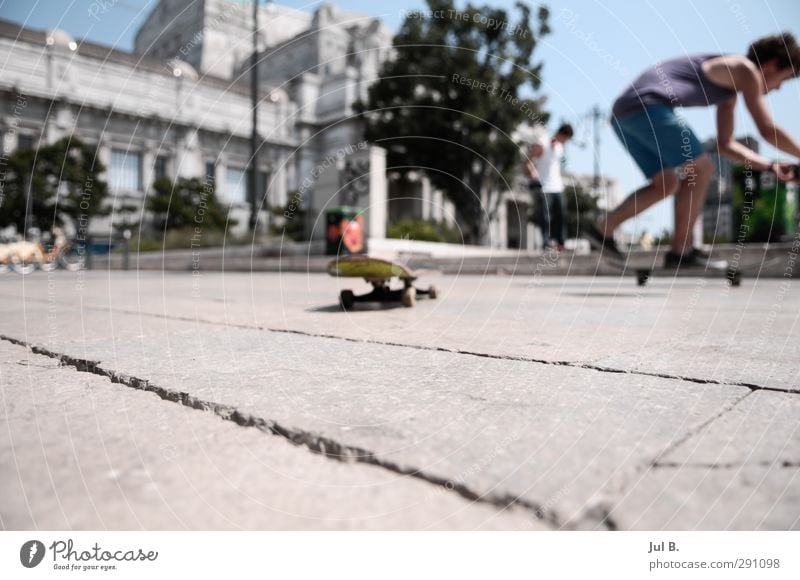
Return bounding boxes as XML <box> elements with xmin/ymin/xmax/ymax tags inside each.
<box><xmin>747</xmin><ymin>32</ymin><xmax>800</xmax><ymax>75</ymax></box>
<box><xmin>556</xmin><ymin>123</ymin><xmax>574</xmax><ymax>138</ymax></box>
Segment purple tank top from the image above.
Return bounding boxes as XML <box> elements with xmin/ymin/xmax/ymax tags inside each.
<box><xmin>612</xmin><ymin>54</ymin><xmax>737</xmax><ymax>118</ymax></box>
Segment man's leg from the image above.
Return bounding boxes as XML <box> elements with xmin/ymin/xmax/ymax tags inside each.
<box><xmin>537</xmin><ymin>189</ymin><xmax>552</xmax><ymax>247</ymax></box>
<box><xmin>596</xmin><ymin>168</ymin><xmax>680</xmax><ymax>237</ymax></box>
<box><xmin>549</xmin><ymin>192</ymin><xmax>567</xmax><ymax>246</ymax></box>
<box><xmin>672</xmin><ymin>154</ymin><xmax>714</xmax><ymax>254</ymax></box>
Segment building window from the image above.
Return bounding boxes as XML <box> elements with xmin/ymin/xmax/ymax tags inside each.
<box><xmin>17</xmin><ymin>134</ymin><xmax>35</xmax><ymax>151</ymax></box>
<box><xmin>154</xmin><ymin>156</ymin><xmax>168</xmax><ymax>182</ymax></box>
<box><xmin>258</xmin><ymin>171</ymin><xmax>270</xmax><ymax>206</ymax></box>
<box><xmin>224</xmin><ymin>166</ymin><xmax>247</xmax><ymax>203</ymax></box>
<box><xmin>110</xmin><ymin>149</ymin><xmax>142</xmax><ymax>192</ymax></box>
<box><xmin>205</xmin><ymin>161</ymin><xmax>216</xmax><ymax>184</ymax></box>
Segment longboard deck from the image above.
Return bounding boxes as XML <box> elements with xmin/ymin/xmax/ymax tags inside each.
<box><xmin>327</xmin><ymin>255</ymin><xmax>438</xmax><ymax>309</ymax></box>
<box><xmin>598</xmin><ymin>253</ymin><xmax>742</xmax><ymax>287</ymax></box>
<box><xmin>633</xmin><ymin>267</ymin><xmax>741</xmax><ymax>287</ymax></box>
<box><xmin>327</xmin><ymin>255</ymin><xmax>417</xmax><ymax>282</ymax></box>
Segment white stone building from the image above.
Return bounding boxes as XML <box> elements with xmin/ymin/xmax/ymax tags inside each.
<box><xmin>0</xmin><ymin>0</ymin><xmax>392</xmax><ymax>240</ymax></box>
<box><xmin>0</xmin><ymin>1</ymin><xmax>581</xmax><ymax>250</ymax></box>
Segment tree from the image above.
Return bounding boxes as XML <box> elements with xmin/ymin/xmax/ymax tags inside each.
<box><xmin>148</xmin><ymin>177</ymin><xmax>232</xmax><ymax>231</ymax></box>
<box><xmin>564</xmin><ymin>182</ymin><xmax>599</xmax><ymax>239</ymax></box>
<box><xmin>0</xmin><ymin>137</ymin><xmax>108</xmax><ymax>232</ymax></box>
<box><xmin>357</xmin><ymin>0</ymin><xmax>550</xmax><ymax>243</ymax></box>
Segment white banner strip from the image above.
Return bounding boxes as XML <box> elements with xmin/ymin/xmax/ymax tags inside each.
<box><xmin>1</xmin><ymin>532</ymin><xmax>799</xmax><ymax>579</ymax></box>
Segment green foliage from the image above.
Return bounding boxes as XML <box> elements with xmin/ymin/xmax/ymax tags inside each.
<box><xmin>0</xmin><ymin>136</ymin><xmax>108</xmax><ymax>231</ymax></box>
<box><xmin>148</xmin><ymin>177</ymin><xmax>232</xmax><ymax>231</ymax></box>
<box><xmin>357</xmin><ymin>0</ymin><xmax>550</xmax><ymax>243</ymax></box>
<box><xmin>128</xmin><ymin>228</ymin><xmax>252</xmax><ymax>252</ymax></box>
<box><xmin>565</xmin><ymin>182</ymin><xmax>600</xmax><ymax>239</ymax></box>
<box><xmin>387</xmin><ymin>218</ymin><xmax>463</xmax><ymax>244</ymax></box>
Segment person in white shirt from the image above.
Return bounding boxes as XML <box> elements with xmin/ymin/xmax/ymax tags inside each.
<box><xmin>526</xmin><ymin>124</ymin><xmax>574</xmax><ymax>249</ymax></box>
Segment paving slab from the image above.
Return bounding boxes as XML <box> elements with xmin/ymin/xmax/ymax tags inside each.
<box><xmin>660</xmin><ymin>390</ymin><xmax>800</xmax><ymax>466</ymax></box>
<box><xmin>591</xmin><ymin>390</ymin><xmax>800</xmax><ymax>530</ymax></box>
<box><xmin>1</xmin><ymin>305</ymin><xmax>749</xmax><ymax>526</ymax></box>
<box><xmin>606</xmin><ymin>464</ymin><xmax>800</xmax><ymax>530</ymax></box>
<box><xmin>2</xmin><ymin>272</ymin><xmax>797</xmax><ymax>388</ymax></box>
<box><xmin>0</xmin><ymin>342</ymin><xmax>544</xmax><ymax>530</ymax></box>
<box><xmin>1</xmin><ymin>271</ymin><xmax>797</xmax><ymax>530</ymax></box>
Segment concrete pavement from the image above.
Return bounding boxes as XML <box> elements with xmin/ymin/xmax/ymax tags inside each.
<box><xmin>0</xmin><ymin>268</ymin><xmax>798</xmax><ymax>530</ymax></box>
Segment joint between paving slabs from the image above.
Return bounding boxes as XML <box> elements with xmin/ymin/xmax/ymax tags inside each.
<box><xmin>4</xmin><ymin>294</ymin><xmax>795</xmax><ymax>396</ymax></box>
<box><xmin>653</xmin><ymin>460</ymin><xmax>800</xmax><ymax>470</ymax></box>
<box><xmin>571</xmin><ymin>389</ymin><xmax>758</xmax><ymax>529</ymax></box>
<box><xmin>0</xmin><ymin>333</ymin><xmax>585</xmax><ymax>530</ymax></box>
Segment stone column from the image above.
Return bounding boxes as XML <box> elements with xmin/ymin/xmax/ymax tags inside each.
<box><xmin>367</xmin><ymin>145</ymin><xmax>387</xmax><ymax>240</ymax></box>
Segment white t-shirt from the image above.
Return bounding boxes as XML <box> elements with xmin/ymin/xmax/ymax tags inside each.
<box><xmin>533</xmin><ymin>138</ymin><xmax>564</xmax><ymax>193</ymax></box>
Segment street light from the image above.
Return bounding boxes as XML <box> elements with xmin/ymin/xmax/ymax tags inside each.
<box><xmin>248</xmin><ymin>0</ymin><xmax>261</xmax><ymax>232</ymax></box>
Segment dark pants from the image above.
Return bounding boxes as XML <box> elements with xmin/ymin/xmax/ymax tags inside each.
<box><xmin>538</xmin><ymin>190</ymin><xmax>567</xmax><ymax>247</ymax></box>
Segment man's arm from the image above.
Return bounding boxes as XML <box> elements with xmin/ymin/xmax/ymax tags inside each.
<box><xmin>716</xmin><ymin>98</ymin><xmax>773</xmax><ymax>169</ymax></box>
<box><xmin>526</xmin><ymin>143</ymin><xmax>543</xmax><ymax>180</ymax></box>
<box><xmin>717</xmin><ymin>90</ymin><xmax>797</xmax><ymax>181</ymax></box>
<box><xmin>736</xmin><ymin>60</ymin><xmax>800</xmax><ymax>159</ymax></box>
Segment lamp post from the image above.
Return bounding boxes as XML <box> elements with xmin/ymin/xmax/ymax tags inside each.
<box><xmin>248</xmin><ymin>0</ymin><xmax>263</xmax><ymax>232</ymax></box>
<box><xmin>590</xmin><ymin>104</ymin><xmax>602</xmax><ymax>193</ymax></box>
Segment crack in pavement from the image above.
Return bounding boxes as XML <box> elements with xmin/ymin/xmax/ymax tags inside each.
<box><xmin>0</xmin><ymin>333</ymin><xmax>590</xmax><ymax>531</ymax></box>
<box><xmin>3</xmin><ymin>294</ymin><xmax>796</xmax><ymax>395</ymax></box>
<box><xmin>654</xmin><ymin>460</ymin><xmax>800</xmax><ymax>470</ymax></box>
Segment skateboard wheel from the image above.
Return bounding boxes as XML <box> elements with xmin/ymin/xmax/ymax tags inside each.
<box><xmin>340</xmin><ymin>290</ymin><xmax>355</xmax><ymax>310</ymax></box>
<box><xmin>401</xmin><ymin>286</ymin><xmax>416</xmax><ymax>307</ymax></box>
<box><xmin>428</xmin><ymin>286</ymin><xmax>438</xmax><ymax>300</ymax></box>
<box><xmin>636</xmin><ymin>270</ymin><xmax>650</xmax><ymax>287</ymax></box>
<box><xmin>729</xmin><ymin>270</ymin><xmax>742</xmax><ymax>287</ymax></box>
<box><xmin>11</xmin><ymin>259</ymin><xmax>37</xmax><ymax>275</ymax></box>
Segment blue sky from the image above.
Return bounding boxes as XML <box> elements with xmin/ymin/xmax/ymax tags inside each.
<box><xmin>2</xmin><ymin>0</ymin><xmax>799</xmax><ymax>235</ymax></box>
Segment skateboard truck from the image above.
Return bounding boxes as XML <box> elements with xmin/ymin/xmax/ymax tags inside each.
<box><xmin>339</xmin><ymin>280</ymin><xmax>437</xmax><ymax>310</ymax></box>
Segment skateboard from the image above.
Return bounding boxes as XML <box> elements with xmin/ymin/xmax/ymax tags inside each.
<box><xmin>633</xmin><ymin>264</ymin><xmax>741</xmax><ymax>287</ymax></box>
<box><xmin>327</xmin><ymin>255</ymin><xmax>438</xmax><ymax>309</ymax></box>
<box><xmin>604</xmin><ymin>255</ymin><xmax>742</xmax><ymax>287</ymax></box>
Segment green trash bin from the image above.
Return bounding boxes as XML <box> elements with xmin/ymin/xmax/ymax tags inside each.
<box><xmin>325</xmin><ymin>206</ymin><xmax>366</xmax><ymax>256</ymax></box>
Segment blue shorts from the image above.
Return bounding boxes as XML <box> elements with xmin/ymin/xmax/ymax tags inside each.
<box><xmin>611</xmin><ymin>105</ymin><xmax>705</xmax><ymax>179</ymax></box>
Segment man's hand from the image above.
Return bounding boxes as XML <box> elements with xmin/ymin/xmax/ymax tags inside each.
<box><xmin>772</xmin><ymin>162</ymin><xmax>797</xmax><ymax>182</ymax></box>
<box><xmin>526</xmin><ymin>160</ymin><xmax>540</xmax><ymax>181</ymax></box>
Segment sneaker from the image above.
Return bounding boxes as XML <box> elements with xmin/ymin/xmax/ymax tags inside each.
<box><xmin>664</xmin><ymin>248</ymin><xmax>728</xmax><ymax>270</ymax></box>
<box><xmin>584</xmin><ymin>224</ymin><xmax>624</xmax><ymax>260</ymax></box>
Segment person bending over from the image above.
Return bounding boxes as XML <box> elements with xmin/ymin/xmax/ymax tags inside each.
<box><xmin>587</xmin><ymin>33</ymin><xmax>800</xmax><ymax>267</ymax></box>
